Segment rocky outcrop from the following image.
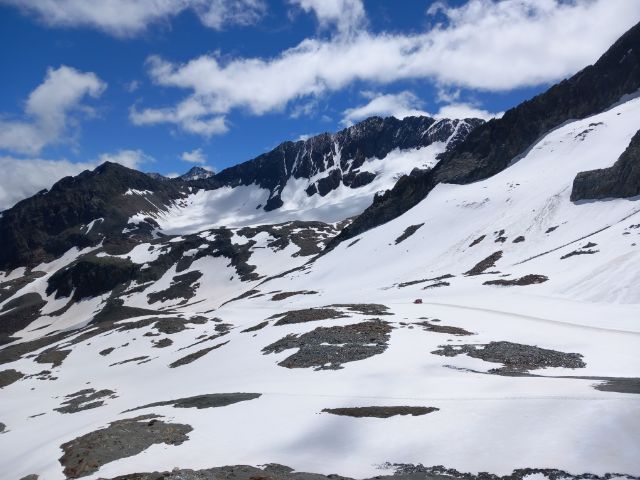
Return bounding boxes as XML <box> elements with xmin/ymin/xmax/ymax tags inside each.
<box><xmin>0</xmin><ymin>162</ymin><xmax>186</xmax><ymax>270</ymax></box>
<box><xmin>330</xmin><ymin>21</ymin><xmax>640</xmax><ymax>246</ymax></box>
<box><xmin>571</xmin><ymin>129</ymin><xmax>640</xmax><ymax>201</ymax></box>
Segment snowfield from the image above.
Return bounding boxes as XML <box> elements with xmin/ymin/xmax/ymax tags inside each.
<box><xmin>0</xmin><ymin>98</ymin><xmax>639</xmax><ymax>479</ymax></box>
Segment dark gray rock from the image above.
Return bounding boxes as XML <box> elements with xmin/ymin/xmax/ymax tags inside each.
<box><xmin>395</xmin><ymin>224</ymin><xmax>424</xmax><ymax>244</ymax></box>
<box><xmin>124</xmin><ymin>393</ymin><xmax>261</xmax><ymax>412</ymax></box>
<box><xmin>323</xmin><ymin>406</ymin><xmax>439</xmax><ymax>418</ymax></box>
<box><xmin>464</xmin><ymin>251</ymin><xmax>502</xmax><ymax>276</ymax></box>
<box><xmin>571</xmin><ymin>129</ymin><xmax>640</xmax><ymax>201</ymax></box>
<box><xmin>263</xmin><ymin>320</ymin><xmax>392</xmax><ymax>370</ymax></box>
<box><xmin>483</xmin><ymin>275</ymin><xmax>548</xmax><ymax>286</ymax></box>
<box><xmin>169</xmin><ymin>341</ymin><xmax>228</xmax><ymax>368</ymax></box>
<box><xmin>432</xmin><ymin>341</ymin><xmax>585</xmax><ymax>374</ymax></box>
<box><xmin>55</xmin><ymin>388</ymin><xmax>117</xmax><ymax>414</ymax></box>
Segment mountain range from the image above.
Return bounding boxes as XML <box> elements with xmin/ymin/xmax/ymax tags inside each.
<box><xmin>0</xmin><ymin>21</ymin><xmax>639</xmax><ymax>480</ymax></box>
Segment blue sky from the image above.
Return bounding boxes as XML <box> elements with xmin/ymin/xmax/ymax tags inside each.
<box><xmin>0</xmin><ymin>0</ymin><xmax>639</xmax><ymax>209</ymax></box>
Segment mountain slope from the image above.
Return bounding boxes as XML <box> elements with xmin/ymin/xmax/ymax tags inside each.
<box><xmin>0</xmin><ymin>92</ymin><xmax>639</xmax><ymax>480</ymax></box>
<box><xmin>332</xmin><ymin>20</ymin><xmax>640</xmax><ymax>246</ymax></box>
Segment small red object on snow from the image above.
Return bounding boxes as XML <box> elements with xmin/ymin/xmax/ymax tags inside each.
<box><xmin>413</xmin><ymin>298</ymin><xmax>423</xmax><ymax>304</ymax></box>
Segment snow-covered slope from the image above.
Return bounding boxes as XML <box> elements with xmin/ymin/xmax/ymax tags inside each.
<box><xmin>0</xmin><ymin>87</ymin><xmax>639</xmax><ymax>480</ymax></box>
<box><xmin>155</xmin><ymin>144</ymin><xmax>447</xmax><ymax>233</ymax></box>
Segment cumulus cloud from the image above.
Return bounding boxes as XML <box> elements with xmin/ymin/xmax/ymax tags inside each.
<box><xmin>342</xmin><ymin>91</ymin><xmax>429</xmax><ymax>125</ymax></box>
<box><xmin>95</xmin><ymin>149</ymin><xmax>154</xmax><ymax>169</ymax></box>
<box><xmin>132</xmin><ymin>0</ymin><xmax>640</xmax><ymax>136</ymax></box>
<box><xmin>0</xmin><ymin>66</ymin><xmax>106</xmax><ymax>155</ymax></box>
<box><xmin>0</xmin><ymin>0</ymin><xmax>267</xmax><ymax>38</ymax></box>
<box><xmin>0</xmin><ymin>150</ymin><xmax>152</xmax><ymax>210</ymax></box>
<box><xmin>289</xmin><ymin>0</ymin><xmax>366</xmax><ymax>36</ymax></box>
<box><xmin>434</xmin><ymin>103</ymin><xmax>502</xmax><ymax>121</ymax></box>
<box><xmin>180</xmin><ymin>148</ymin><xmax>207</xmax><ymax>164</ymax></box>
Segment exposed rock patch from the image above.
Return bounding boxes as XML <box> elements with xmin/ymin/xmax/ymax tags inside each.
<box><xmin>271</xmin><ymin>290</ymin><xmax>318</xmax><ymax>301</ymax></box>
<box><xmin>398</xmin><ymin>274</ymin><xmax>454</xmax><ymax>288</ymax></box>
<box><xmin>269</xmin><ymin>308</ymin><xmax>347</xmax><ymax>326</ymax></box>
<box><xmin>55</xmin><ymin>388</ymin><xmax>117</xmax><ymax>414</ymax></box>
<box><xmin>469</xmin><ymin>235</ymin><xmax>485</xmax><ymax>247</ymax></box>
<box><xmin>0</xmin><ymin>368</ymin><xmax>24</xmax><ymax>388</ymax></box>
<box><xmin>59</xmin><ymin>414</ymin><xmax>192</xmax><ymax>479</ymax></box>
<box><xmin>483</xmin><ymin>275</ymin><xmax>548</xmax><ymax>286</ymax></box>
<box><xmin>34</xmin><ymin>348</ymin><xmax>70</xmax><ymax>368</ymax></box>
<box><xmin>416</xmin><ymin>321</ymin><xmax>474</xmax><ymax>336</ymax></box>
<box><xmin>147</xmin><ymin>271</ymin><xmax>202</xmax><ymax>305</ymax></box>
<box><xmin>571</xmin><ymin>129</ymin><xmax>640</xmax><ymax>201</ymax></box>
<box><xmin>394</xmin><ymin>223</ymin><xmax>424</xmax><ymax>244</ymax></box>
<box><xmin>169</xmin><ymin>341</ymin><xmax>228</xmax><ymax>368</ymax></box>
<box><xmin>561</xmin><ymin>249</ymin><xmax>599</xmax><ymax>260</ymax></box>
<box><xmin>263</xmin><ymin>320</ymin><xmax>392</xmax><ymax>370</ymax></box>
<box><xmin>465</xmin><ymin>251</ymin><xmax>503</xmax><ymax>276</ymax></box>
<box><xmin>125</xmin><ymin>393</ymin><xmax>261</xmax><ymax>412</ymax></box>
<box><xmin>241</xmin><ymin>321</ymin><xmax>269</xmax><ymax>333</ymax></box>
<box><xmin>323</xmin><ymin>406</ymin><xmax>438</xmax><ymax>418</ymax></box>
<box><xmin>432</xmin><ymin>341</ymin><xmax>585</xmax><ymax>374</ymax></box>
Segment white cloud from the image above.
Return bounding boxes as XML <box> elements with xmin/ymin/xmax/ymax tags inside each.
<box><xmin>95</xmin><ymin>149</ymin><xmax>153</xmax><ymax>169</ymax></box>
<box><xmin>434</xmin><ymin>103</ymin><xmax>502</xmax><ymax>121</ymax></box>
<box><xmin>0</xmin><ymin>66</ymin><xmax>106</xmax><ymax>155</ymax></box>
<box><xmin>289</xmin><ymin>0</ymin><xmax>366</xmax><ymax>36</ymax></box>
<box><xmin>132</xmin><ymin>0</ymin><xmax>640</xmax><ymax>136</ymax></box>
<box><xmin>342</xmin><ymin>91</ymin><xmax>429</xmax><ymax>125</ymax></box>
<box><xmin>342</xmin><ymin>91</ymin><xmax>501</xmax><ymax>125</ymax></box>
<box><xmin>124</xmin><ymin>80</ymin><xmax>140</xmax><ymax>92</ymax></box>
<box><xmin>0</xmin><ymin>0</ymin><xmax>267</xmax><ymax>38</ymax></box>
<box><xmin>0</xmin><ymin>149</ymin><xmax>151</xmax><ymax>210</ymax></box>
<box><xmin>180</xmin><ymin>148</ymin><xmax>207</xmax><ymax>164</ymax></box>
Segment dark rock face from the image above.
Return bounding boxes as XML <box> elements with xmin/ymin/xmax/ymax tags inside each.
<box><xmin>192</xmin><ymin>116</ymin><xmax>483</xmax><ymax>210</ymax></box>
<box><xmin>571</xmin><ymin>129</ymin><xmax>640</xmax><ymax>201</ymax></box>
<box><xmin>0</xmin><ymin>292</ymin><xmax>46</xmax><ymax>338</ymax></box>
<box><xmin>46</xmin><ymin>255</ymin><xmax>139</xmax><ymax>300</ymax></box>
<box><xmin>0</xmin><ymin>162</ymin><xmax>186</xmax><ymax>270</ymax></box>
<box><xmin>331</xmin><ymin>21</ymin><xmax>640</xmax><ymax>246</ymax></box>
<box><xmin>179</xmin><ymin>166</ymin><xmax>214</xmax><ymax>181</ymax></box>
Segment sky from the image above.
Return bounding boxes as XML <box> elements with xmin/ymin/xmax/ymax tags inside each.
<box><xmin>0</xmin><ymin>0</ymin><xmax>639</xmax><ymax>210</ymax></box>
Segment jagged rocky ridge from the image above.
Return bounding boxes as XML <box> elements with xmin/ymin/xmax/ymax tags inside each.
<box><xmin>331</xmin><ymin>21</ymin><xmax>640</xmax><ymax>246</ymax></box>
<box><xmin>0</xmin><ymin>116</ymin><xmax>481</xmax><ymax>271</ymax></box>
<box><xmin>189</xmin><ymin>116</ymin><xmax>483</xmax><ymax>210</ymax></box>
